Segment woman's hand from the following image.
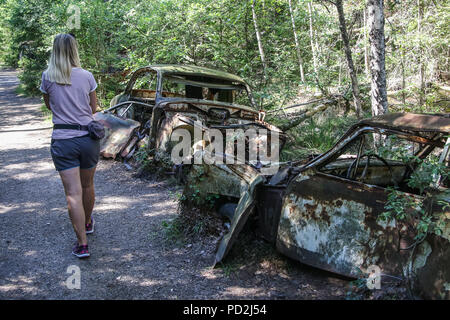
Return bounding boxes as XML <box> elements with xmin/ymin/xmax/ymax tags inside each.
<box><xmin>89</xmin><ymin>90</ymin><xmax>97</xmax><ymax>114</ymax></box>
<box><xmin>43</xmin><ymin>93</ymin><xmax>51</xmax><ymax>111</ymax></box>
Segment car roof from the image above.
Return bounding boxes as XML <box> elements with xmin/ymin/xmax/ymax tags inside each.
<box><xmin>296</xmin><ymin>112</ymin><xmax>449</xmax><ymax>170</ymax></box>
<box><xmin>143</xmin><ymin>64</ymin><xmax>247</xmax><ymax>84</ymax></box>
<box><xmin>357</xmin><ymin>113</ymin><xmax>450</xmax><ymax>134</ymax></box>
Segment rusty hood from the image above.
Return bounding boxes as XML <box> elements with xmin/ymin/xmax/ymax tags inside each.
<box><xmin>357</xmin><ymin>113</ymin><xmax>450</xmax><ymax>133</ymax></box>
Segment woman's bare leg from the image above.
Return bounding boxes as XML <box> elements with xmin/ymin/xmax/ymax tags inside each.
<box><xmin>80</xmin><ymin>166</ymin><xmax>96</xmax><ymax>225</ymax></box>
<box><xmin>59</xmin><ymin>167</ymin><xmax>87</xmax><ymax>245</ymax></box>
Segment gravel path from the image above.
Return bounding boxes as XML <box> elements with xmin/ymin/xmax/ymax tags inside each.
<box><xmin>0</xmin><ymin>69</ymin><xmax>349</xmax><ymax>299</ymax></box>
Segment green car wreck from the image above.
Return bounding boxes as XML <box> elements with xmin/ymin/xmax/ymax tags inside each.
<box><xmin>94</xmin><ymin>64</ymin><xmax>285</xmax><ymax>165</ymax></box>
<box><xmin>207</xmin><ymin>113</ymin><xmax>449</xmax><ymax>300</ymax></box>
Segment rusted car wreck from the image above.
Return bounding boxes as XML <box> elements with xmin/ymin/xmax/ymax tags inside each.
<box><xmin>94</xmin><ymin>64</ymin><xmax>284</xmax><ymax>169</ymax></box>
<box><xmin>205</xmin><ymin>113</ymin><xmax>449</xmax><ymax>299</ymax></box>
<box><xmin>94</xmin><ymin>65</ymin><xmax>448</xmax><ymax>299</ymax></box>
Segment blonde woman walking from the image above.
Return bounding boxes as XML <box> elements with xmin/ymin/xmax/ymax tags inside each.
<box><xmin>40</xmin><ymin>33</ymin><xmax>99</xmax><ymax>258</ymax></box>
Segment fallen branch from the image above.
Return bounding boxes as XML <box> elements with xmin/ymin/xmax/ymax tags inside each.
<box><xmin>266</xmin><ymin>98</ymin><xmax>325</xmax><ymax>114</ymax></box>
<box><xmin>277</xmin><ymin>98</ymin><xmax>338</xmax><ymax>131</ymax></box>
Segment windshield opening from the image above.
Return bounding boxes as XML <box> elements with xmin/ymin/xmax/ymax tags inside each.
<box><xmin>161</xmin><ymin>74</ymin><xmax>251</xmax><ymax>106</ymax></box>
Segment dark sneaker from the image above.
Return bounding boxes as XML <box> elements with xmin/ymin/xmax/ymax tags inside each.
<box><xmin>72</xmin><ymin>243</ymin><xmax>90</xmax><ymax>258</ymax></box>
<box><xmin>86</xmin><ymin>217</ymin><xmax>94</xmax><ymax>234</ymax></box>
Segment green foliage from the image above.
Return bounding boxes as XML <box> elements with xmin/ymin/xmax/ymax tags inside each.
<box><xmin>407</xmin><ymin>155</ymin><xmax>449</xmax><ymax>194</ymax></box>
<box><xmin>379</xmin><ymin>187</ymin><xmax>417</xmax><ymax>222</ymax></box>
<box><xmin>1</xmin><ymin>0</ymin><xmax>63</xmax><ymax>94</ymax></box>
<box><xmin>161</xmin><ymin>218</ymin><xmax>185</xmax><ymax>244</ymax></box>
<box><xmin>217</xmin><ymin>261</ymin><xmax>238</xmax><ymax>278</ymax></box>
<box><xmin>180</xmin><ymin>165</ymin><xmax>220</xmax><ymax>208</ymax></box>
<box><xmin>134</xmin><ymin>144</ymin><xmax>153</xmax><ymax>169</ymax></box>
<box><xmin>379</xmin><ymin>152</ymin><xmax>449</xmax><ymax>240</ymax></box>
<box><xmin>345</xmin><ymin>278</ymin><xmax>368</xmax><ymax>300</ymax></box>
<box><xmin>0</xmin><ymin>0</ymin><xmax>446</xmax><ymax>113</ymax></box>
<box><xmin>135</xmin><ymin>144</ymin><xmax>175</xmax><ymax>177</ymax></box>
<box><xmin>161</xmin><ymin>202</ymin><xmax>222</xmax><ymax>245</ymax></box>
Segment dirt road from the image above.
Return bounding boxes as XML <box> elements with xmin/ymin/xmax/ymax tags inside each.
<box><xmin>0</xmin><ymin>69</ymin><xmax>349</xmax><ymax>299</ymax></box>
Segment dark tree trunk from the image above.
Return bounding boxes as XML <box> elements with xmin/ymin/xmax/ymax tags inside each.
<box><xmin>367</xmin><ymin>0</ymin><xmax>388</xmax><ymax>116</ymax></box>
<box><xmin>335</xmin><ymin>0</ymin><xmax>362</xmax><ymax>118</ymax></box>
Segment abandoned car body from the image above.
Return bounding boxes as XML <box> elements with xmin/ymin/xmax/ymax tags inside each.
<box><xmin>94</xmin><ymin>67</ymin><xmax>448</xmax><ymax>298</ymax></box>
<box><xmin>94</xmin><ymin>65</ymin><xmax>286</xmax><ymax>188</ymax></box>
<box><xmin>210</xmin><ymin>113</ymin><xmax>449</xmax><ymax>299</ymax></box>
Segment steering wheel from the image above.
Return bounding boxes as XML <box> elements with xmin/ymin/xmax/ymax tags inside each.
<box><xmin>346</xmin><ymin>153</ymin><xmax>397</xmax><ymax>187</ymax></box>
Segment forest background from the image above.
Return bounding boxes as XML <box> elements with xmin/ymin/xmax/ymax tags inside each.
<box><xmin>0</xmin><ymin>0</ymin><xmax>448</xmax><ymax>158</ymax></box>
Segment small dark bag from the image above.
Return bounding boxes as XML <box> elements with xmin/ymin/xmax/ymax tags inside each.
<box><xmin>53</xmin><ymin>121</ymin><xmax>105</xmax><ymax>140</ymax></box>
<box><xmin>86</xmin><ymin>121</ymin><xmax>105</xmax><ymax>140</ymax></box>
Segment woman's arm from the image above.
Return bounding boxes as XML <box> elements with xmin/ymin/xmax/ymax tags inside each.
<box><xmin>43</xmin><ymin>93</ymin><xmax>51</xmax><ymax>111</ymax></box>
<box><xmin>89</xmin><ymin>90</ymin><xmax>97</xmax><ymax>114</ymax></box>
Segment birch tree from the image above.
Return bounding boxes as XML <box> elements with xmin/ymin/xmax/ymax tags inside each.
<box><xmin>367</xmin><ymin>0</ymin><xmax>388</xmax><ymax>116</ymax></box>
<box><xmin>251</xmin><ymin>0</ymin><xmax>267</xmax><ymax>80</ymax></box>
<box><xmin>363</xmin><ymin>7</ymin><xmax>369</xmax><ymax>78</ymax></box>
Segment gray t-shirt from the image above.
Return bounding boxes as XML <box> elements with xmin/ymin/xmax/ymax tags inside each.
<box><xmin>40</xmin><ymin>67</ymin><xmax>97</xmax><ymax>140</ymax></box>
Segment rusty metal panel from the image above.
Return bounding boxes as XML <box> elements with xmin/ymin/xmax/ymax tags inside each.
<box><xmin>94</xmin><ymin>112</ymin><xmax>140</xmax><ymax>159</ymax></box>
<box><xmin>411</xmin><ymin>234</ymin><xmax>450</xmax><ymax>300</ymax></box>
<box><xmin>408</xmin><ymin>195</ymin><xmax>450</xmax><ymax>299</ymax></box>
<box><xmin>154</xmin><ymin>64</ymin><xmax>247</xmax><ymax>83</ymax></box>
<box><xmin>187</xmin><ymin>164</ymin><xmax>245</xmax><ymax>199</ymax></box>
<box><xmin>214</xmin><ymin>173</ymin><xmax>264</xmax><ymax>265</ymax></box>
<box><xmin>276</xmin><ymin>170</ymin><xmax>416</xmax><ymax>278</ymax></box>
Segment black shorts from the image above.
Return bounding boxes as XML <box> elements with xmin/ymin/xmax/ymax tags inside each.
<box><xmin>50</xmin><ymin>135</ymin><xmax>100</xmax><ymax>171</ymax></box>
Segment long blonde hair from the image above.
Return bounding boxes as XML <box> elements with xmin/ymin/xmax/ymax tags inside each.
<box><xmin>44</xmin><ymin>33</ymin><xmax>81</xmax><ymax>85</ymax></box>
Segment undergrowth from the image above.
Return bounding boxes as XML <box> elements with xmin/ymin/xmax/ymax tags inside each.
<box><xmin>161</xmin><ymin>205</ymin><xmax>223</xmax><ymax>246</ymax></box>
<box><xmin>279</xmin><ymin>112</ymin><xmax>361</xmax><ymax>161</ymax></box>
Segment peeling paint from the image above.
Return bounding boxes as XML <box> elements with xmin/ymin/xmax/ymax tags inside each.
<box><xmin>413</xmin><ymin>241</ymin><xmax>432</xmax><ymax>270</ymax></box>
<box><xmin>280</xmin><ymin>183</ymin><xmax>375</xmax><ymax>276</ymax></box>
